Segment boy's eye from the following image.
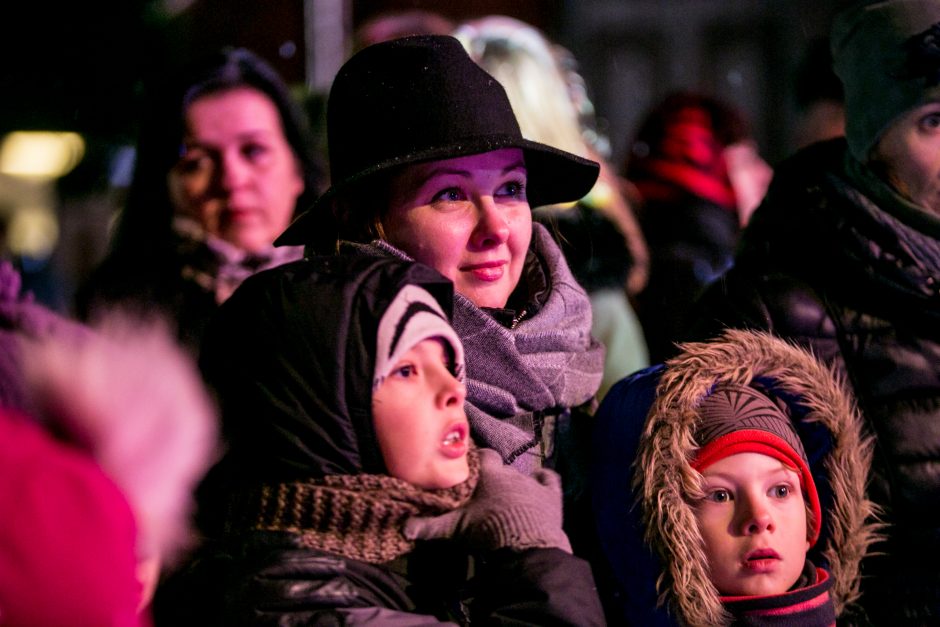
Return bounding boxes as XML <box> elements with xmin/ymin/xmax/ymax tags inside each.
<box><xmin>432</xmin><ymin>187</ymin><xmax>465</xmax><ymax>202</ymax></box>
<box><xmin>706</xmin><ymin>489</ymin><xmax>732</xmax><ymax>503</ymax></box>
<box><xmin>393</xmin><ymin>364</ymin><xmax>416</xmax><ymax>379</ymax></box>
<box><xmin>770</xmin><ymin>484</ymin><xmax>792</xmax><ymax>498</ymax></box>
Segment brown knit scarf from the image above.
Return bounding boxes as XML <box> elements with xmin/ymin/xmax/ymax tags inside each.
<box><xmin>229</xmin><ymin>449</ymin><xmax>480</xmax><ymax>564</ymax></box>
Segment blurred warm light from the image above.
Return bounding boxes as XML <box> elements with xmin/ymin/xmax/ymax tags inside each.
<box><xmin>7</xmin><ymin>206</ymin><xmax>59</xmax><ymax>259</ymax></box>
<box><xmin>0</xmin><ymin>131</ymin><xmax>85</xmax><ymax>179</ymax></box>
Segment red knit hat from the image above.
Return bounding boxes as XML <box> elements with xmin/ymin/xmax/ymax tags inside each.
<box><xmin>691</xmin><ymin>385</ymin><xmax>822</xmax><ymax>546</ymax></box>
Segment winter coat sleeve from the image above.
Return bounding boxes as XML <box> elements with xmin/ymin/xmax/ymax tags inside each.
<box><xmin>469</xmin><ymin>547</ymin><xmax>605</xmax><ymax>626</ymax></box>
<box><xmin>152</xmin><ymin>531</ymin><xmax>454</xmax><ymax>626</ymax></box>
<box><xmin>589</xmin><ymin>366</ymin><xmax>679</xmax><ymax>626</ymax></box>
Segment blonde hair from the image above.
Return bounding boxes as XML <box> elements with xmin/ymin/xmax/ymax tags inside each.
<box><xmin>455</xmin><ymin>16</ymin><xmax>650</xmax><ymax>294</ymax></box>
<box><xmin>455</xmin><ymin>16</ymin><xmax>590</xmax><ymax>159</ymax></box>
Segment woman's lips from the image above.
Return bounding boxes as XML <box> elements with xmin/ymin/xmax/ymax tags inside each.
<box><xmin>440</xmin><ymin>422</ymin><xmax>469</xmax><ymax>459</ymax></box>
<box><xmin>460</xmin><ymin>260</ymin><xmax>506</xmax><ymax>282</ymax></box>
<box><xmin>223</xmin><ymin>206</ymin><xmax>261</xmax><ymax>223</ymax></box>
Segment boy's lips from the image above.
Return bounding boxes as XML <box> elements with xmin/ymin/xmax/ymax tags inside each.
<box><xmin>742</xmin><ymin>548</ymin><xmax>781</xmax><ymax>571</ymax></box>
<box><xmin>440</xmin><ymin>422</ymin><xmax>469</xmax><ymax>458</ymax></box>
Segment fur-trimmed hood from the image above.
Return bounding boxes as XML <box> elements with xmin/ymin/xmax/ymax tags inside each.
<box><xmin>636</xmin><ymin>329</ymin><xmax>880</xmax><ymax>626</ymax></box>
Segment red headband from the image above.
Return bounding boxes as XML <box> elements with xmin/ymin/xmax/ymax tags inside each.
<box><xmin>693</xmin><ymin>429</ymin><xmax>822</xmax><ymax>546</ymax></box>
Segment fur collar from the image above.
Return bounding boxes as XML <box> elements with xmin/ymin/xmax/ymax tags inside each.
<box><xmin>636</xmin><ymin>329</ymin><xmax>882</xmax><ymax>626</ymax></box>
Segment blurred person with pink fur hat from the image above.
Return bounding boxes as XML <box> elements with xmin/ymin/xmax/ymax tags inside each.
<box><xmin>0</xmin><ymin>260</ymin><xmax>218</xmax><ymax>623</ymax></box>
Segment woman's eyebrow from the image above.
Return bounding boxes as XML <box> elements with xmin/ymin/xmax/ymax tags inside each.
<box><xmin>408</xmin><ymin>166</ymin><xmax>469</xmax><ymax>189</ymax></box>
<box><xmin>415</xmin><ymin>160</ymin><xmax>528</xmax><ymax>186</ymax></box>
<box><xmin>502</xmin><ymin>160</ymin><xmax>527</xmax><ymax>174</ymax></box>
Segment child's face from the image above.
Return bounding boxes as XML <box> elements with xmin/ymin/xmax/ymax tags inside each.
<box><xmin>372</xmin><ymin>338</ymin><xmax>470</xmax><ymax>489</ymax></box>
<box><xmin>695</xmin><ymin>452</ymin><xmax>810</xmax><ymax>597</ymax></box>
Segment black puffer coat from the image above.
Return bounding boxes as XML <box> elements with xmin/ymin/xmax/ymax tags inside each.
<box><xmin>694</xmin><ymin>138</ymin><xmax>940</xmax><ymax>623</ymax></box>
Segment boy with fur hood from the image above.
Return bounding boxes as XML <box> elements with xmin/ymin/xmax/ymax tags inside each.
<box><xmin>157</xmin><ymin>254</ymin><xmax>605</xmax><ymax>625</ymax></box>
<box><xmin>590</xmin><ymin>329</ymin><xmax>880</xmax><ymax>625</ymax></box>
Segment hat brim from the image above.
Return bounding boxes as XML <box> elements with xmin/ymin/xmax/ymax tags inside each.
<box><xmin>274</xmin><ymin>136</ymin><xmax>599</xmax><ymax>247</ymax></box>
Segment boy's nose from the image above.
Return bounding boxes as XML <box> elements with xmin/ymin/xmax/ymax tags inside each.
<box><xmin>469</xmin><ymin>197</ymin><xmax>510</xmax><ymax>250</ymax></box>
<box><xmin>739</xmin><ymin>497</ymin><xmax>774</xmax><ymax>535</ymax></box>
<box><xmin>436</xmin><ymin>372</ymin><xmax>466</xmax><ymax>409</ymax></box>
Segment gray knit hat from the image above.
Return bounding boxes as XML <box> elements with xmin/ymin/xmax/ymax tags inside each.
<box><xmin>372</xmin><ymin>284</ymin><xmax>464</xmax><ymax>392</ymax></box>
<box><xmin>832</xmin><ymin>0</ymin><xmax>940</xmax><ymax>162</ymax></box>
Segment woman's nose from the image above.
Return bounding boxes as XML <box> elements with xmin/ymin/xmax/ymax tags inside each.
<box><xmin>469</xmin><ymin>197</ymin><xmax>510</xmax><ymax>250</ymax></box>
<box><xmin>218</xmin><ymin>152</ymin><xmax>251</xmax><ymax>191</ymax></box>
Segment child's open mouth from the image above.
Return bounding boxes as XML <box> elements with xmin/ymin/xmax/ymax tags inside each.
<box><xmin>742</xmin><ymin>548</ymin><xmax>780</xmax><ymax>571</ymax></box>
<box><xmin>441</xmin><ymin>423</ymin><xmax>468</xmax><ymax>458</ymax></box>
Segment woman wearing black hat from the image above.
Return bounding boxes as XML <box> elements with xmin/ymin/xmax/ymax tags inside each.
<box><xmin>277</xmin><ymin>34</ymin><xmax>604</xmax><ymax>488</ymax></box>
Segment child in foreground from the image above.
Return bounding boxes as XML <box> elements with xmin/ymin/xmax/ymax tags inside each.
<box><xmin>690</xmin><ymin>384</ymin><xmax>829</xmax><ymax>622</ymax></box>
<box><xmin>157</xmin><ymin>254</ymin><xmax>604</xmax><ymax>625</ymax></box>
<box><xmin>591</xmin><ymin>329</ymin><xmax>881</xmax><ymax>625</ymax></box>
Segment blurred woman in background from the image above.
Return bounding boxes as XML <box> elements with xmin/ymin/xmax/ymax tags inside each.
<box><xmin>78</xmin><ymin>48</ymin><xmax>321</xmax><ymax>352</ymax></box>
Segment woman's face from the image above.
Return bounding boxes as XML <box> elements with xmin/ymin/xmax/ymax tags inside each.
<box><xmin>168</xmin><ymin>87</ymin><xmax>305</xmax><ymax>252</ymax></box>
<box><xmin>874</xmin><ymin>100</ymin><xmax>940</xmax><ymax>216</ymax></box>
<box><xmin>382</xmin><ymin>148</ymin><xmax>533</xmax><ymax>309</ymax></box>
<box><xmin>372</xmin><ymin>338</ymin><xmax>470</xmax><ymax>489</ymax></box>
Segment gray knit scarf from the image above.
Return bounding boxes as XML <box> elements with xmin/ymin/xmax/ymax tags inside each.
<box><xmin>351</xmin><ymin>223</ymin><xmax>605</xmax><ymax>474</ymax></box>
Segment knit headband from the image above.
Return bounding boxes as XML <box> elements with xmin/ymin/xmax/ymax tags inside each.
<box><xmin>373</xmin><ymin>284</ymin><xmax>465</xmax><ymax>391</ymax></box>
<box><xmin>692</xmin><ymin>385</ymin><xmax>822</xmax><ymax>545</ymax></box>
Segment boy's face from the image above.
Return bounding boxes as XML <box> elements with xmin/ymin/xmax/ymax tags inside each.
<box><xmin>372</xmin><ymin>338</ymin><xmax>470</xmax><ymax>489</ymax></box>
<box><xmin>695</xmin><ymin>452</ymin><xmax>810</xmax><ymax>597</ymax></box>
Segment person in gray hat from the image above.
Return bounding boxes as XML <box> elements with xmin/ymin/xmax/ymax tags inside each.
<box><xmin>692</xmin><ymin>1</ymin><xmax>940</xmax><ymax>621</ymax></box>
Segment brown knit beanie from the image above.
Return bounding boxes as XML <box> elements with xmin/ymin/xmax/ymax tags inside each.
<box><xmin>692</xmin><ymin>385</ymin><xmax>822</xmax><ymax>545</ymax></box>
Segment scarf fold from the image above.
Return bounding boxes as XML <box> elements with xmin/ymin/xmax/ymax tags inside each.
<box><xmin>720</xmin><ymin>562</ymin><xmax>836</xmax><ymax>626</ymax></box>
<box><xmin>841</xmin><ymin>153</ymin><xmax>940</xmax><ymax>279</ymax></box>
<box><xmin>173</xmin><ymin>217</ymin><xmax>305</xmax><ymax>304</ymax></box>
<box><xmin>227</xmin><ymin>449</ymin><xmax>479</xmax><ymax>564</ymax></box>
<box><xmin>348</xmin><ymin>223</ymin><xmax>604</xmax><ymax>474</ymax></box>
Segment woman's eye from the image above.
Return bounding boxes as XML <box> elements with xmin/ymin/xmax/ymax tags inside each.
<box><xmin>431</xmin><ymin>187</ymin><xmax>464</xmax><ymax>202</ymax></box>
<box><xmin>770</xmin><ymin>484</ymin><xmax>791</xmax><ymax>498</ymax></box>
<box><xmin>497</xmin><ymin>180</ymin><xmax>527</xmax><ymax>199</ymax></box>
<box><xmin>242</xmin><ymin>142</ymin><xmax>269</xmax><ymax>161</ymax></box>
<box><xmin>920</xmin><ymin>113</ymin><xmax>940</xmax><ymax>131</ymax></box>
<box><xmin>706</xmin><ymin>489</ymin><xmax>732</xmax><ymax>503</ymax></box>
<box><xmin>176</xmin><ymin>152</ymin><xmax>211</xmax><ymax>174</ymax></box>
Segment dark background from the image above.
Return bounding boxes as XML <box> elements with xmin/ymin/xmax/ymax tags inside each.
<box><xmin>0</xmin><ymin>0</ymin><xmax>846</xmax><ymax>308</ymax></box>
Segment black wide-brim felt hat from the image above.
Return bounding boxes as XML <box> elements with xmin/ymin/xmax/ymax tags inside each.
<box><xmin>276</xmin><ymin>34</ymin><xmax>600</xmax><ymax>247</ymax></box>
